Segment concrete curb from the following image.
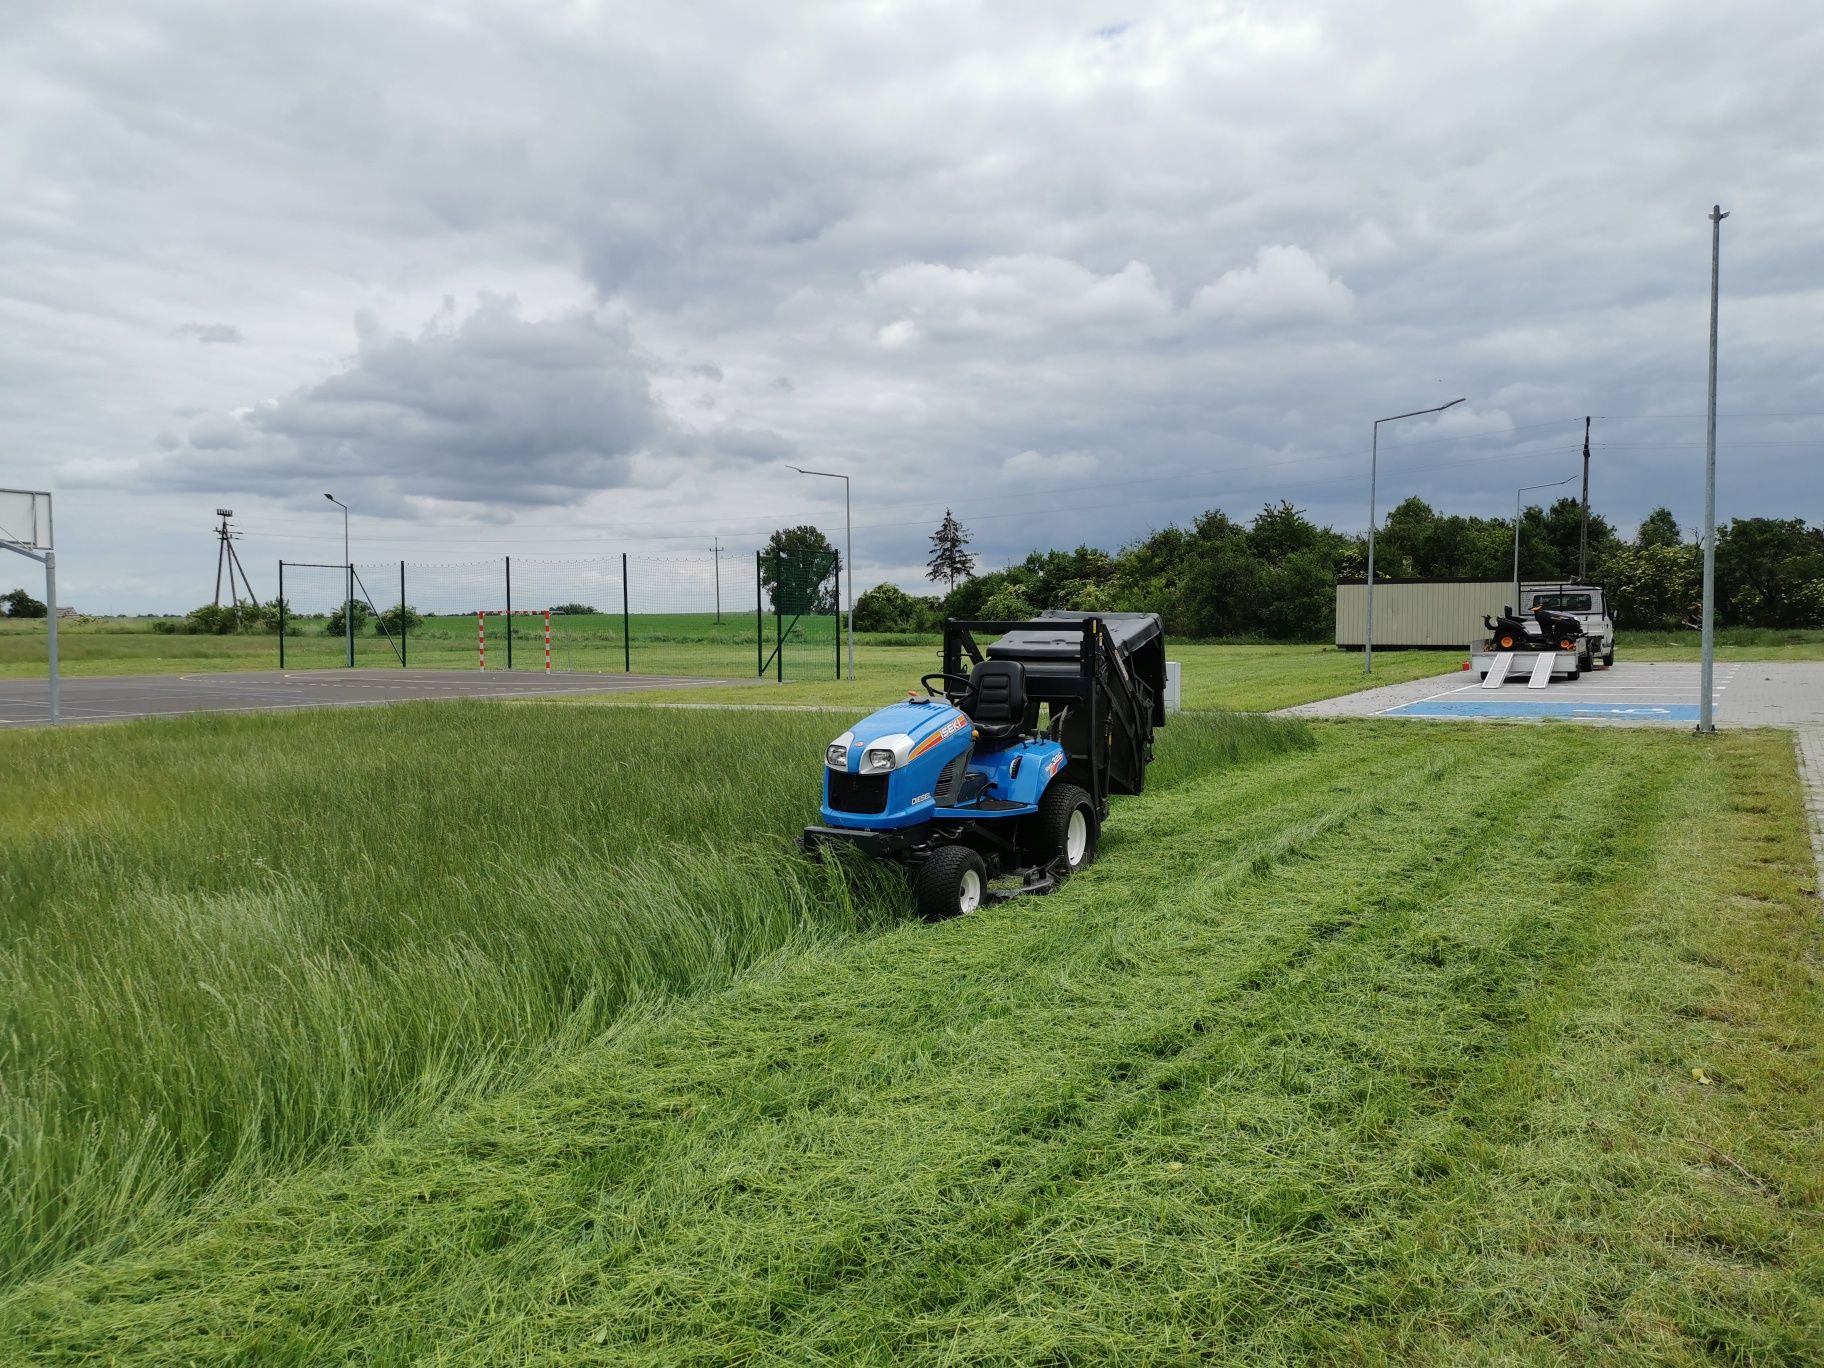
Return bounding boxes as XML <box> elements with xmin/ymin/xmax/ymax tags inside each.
<box><xmin>1793</xmin><ymin>725</ymin><xmax>1824</xmax><ymax>900</ymax></box>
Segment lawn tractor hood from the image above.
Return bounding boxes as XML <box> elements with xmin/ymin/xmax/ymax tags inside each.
<box><xmin>821</xmin><ymin>697</ymin><xmax>974</xmax><ymax>831</ymax></box>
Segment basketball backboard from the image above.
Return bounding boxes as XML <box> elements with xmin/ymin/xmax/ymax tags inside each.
<box><xmin>0</xmin><ymin>489</ymin><xmax>52</xmax><ymax>550</ymax></box>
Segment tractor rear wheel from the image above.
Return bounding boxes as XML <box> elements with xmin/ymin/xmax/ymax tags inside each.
<box><xmin>915</xmin><ymin>845</ymin><xmax>987</xmax><ymax>921</ymax></box>
<box><xmin>1028</xmin><ymin>782</ymin><xmax>1099</xmax><ymax>875</ymax></box>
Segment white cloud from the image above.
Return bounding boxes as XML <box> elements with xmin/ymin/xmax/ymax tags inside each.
<box><xmin>1003</xmin><ymin>449</ymin><xmax>1099</xmax><ymax>480</ymax></box>
<box><xmin>1191</xmin><ymin>246</ymin><xmax>1353</xmax><ymax>324</ymax></box>
<box><xmin>865</xmin><ymin>256</ymin><xmax>1173</xmax><ymax>342</ymax></box>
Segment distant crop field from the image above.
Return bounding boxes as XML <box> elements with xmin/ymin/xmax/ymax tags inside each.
<box><xmin>1</xmin><ymin>706</ymin><xmax>1818</xmax><ymax>1361</ymax></box>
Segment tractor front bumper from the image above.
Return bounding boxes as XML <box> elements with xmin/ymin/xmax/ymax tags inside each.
<box><xmin>800</xmin><ymin>823</ymin><xmax>933</xmax><ymax>859</ymax></box>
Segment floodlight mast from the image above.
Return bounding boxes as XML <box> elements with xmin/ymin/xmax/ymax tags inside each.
<box><xmin>1365</xmin><ymin>397</ymin><xmax>1465</xmax><ymax>673</ymax></box>
<box><xmin>787</xmin><ymin>465</ymin><xmax>854</xmax><ymax>680</ymax></box>
<box><xmin>325</xmin><ymin>494</ymin><xmax>352</xmax><ymax>667</ymax></box>
<box><xmin>1513</xmin><ymin>475</ymin><xmax>1579</xmax><ymax>609</ymax></box>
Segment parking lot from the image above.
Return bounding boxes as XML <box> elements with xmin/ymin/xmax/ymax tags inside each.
<box><xmin>0</xmin><ymin>669</ymin><xmax>750</xmax><ymax>728</ymax></box>
<box><xmin>1280</xmin><ymin>659</ymin><xmax>1824</xmax><ymax>728</ymax></box>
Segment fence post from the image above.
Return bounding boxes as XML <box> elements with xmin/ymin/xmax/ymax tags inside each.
<box><xmin>775</xmin><ymin>558</ymin><xmax>783</xmax><ymax>683</ymax></box>
<box><xmin>833</xmin><ymin>559</ymin><xmax>841</xmax><ymax>680</ymax></box>
<box><xmin>399</xmin><ymin>560</ymin><xmax>407</xmax><ymax>668</ymax></box>
<box><xmin>505</xmin><ymin>556</ymin><xmax>514</xmax><ymax>670</ymax></box>
<box><xmin>345</xmin><ymin>563</ymin><xmax>355</xmax><ymax>668</ymax></box>
<box><xmin>278</xmin><ymin>560</ymin><xmax>286</xmax><ymax>669</ymax></box>
<box><xmin>756</xmin><ymin>550</ymin><xmax>763</xmax><ymax>676</ymax></box>
<box><xmin>622</xmin><ymin>552</ymin><xmax>631</xmax><ymax>673</ymax></box>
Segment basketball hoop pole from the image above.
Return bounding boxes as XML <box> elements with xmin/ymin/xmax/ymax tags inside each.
<box><xmin>0</xmin><ymin>543</ymin><xmax>56</xmax><ymax>724</ymax></box>
<box><xmin>0</xmin><ymin>488</ymin><xmax>56</xmax><ymax>723</ymax></box>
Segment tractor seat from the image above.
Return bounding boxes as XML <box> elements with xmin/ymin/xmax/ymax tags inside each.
<box><xmin>964</xmin><ymin>660</ymin><xmax>1029</xmax><ymax>742</ymax></box>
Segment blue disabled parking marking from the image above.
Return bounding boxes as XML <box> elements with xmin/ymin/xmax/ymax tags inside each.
<box><xmin>1385</xmin><ymin>699</ymin><xmax>1701</xmax><ymax>721</ymax></box>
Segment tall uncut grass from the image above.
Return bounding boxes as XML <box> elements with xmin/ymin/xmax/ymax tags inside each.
<box><xmin>0</xmin><ymin>699</ymin><xmax>1305</xmax><ymax>1286</ymax></box>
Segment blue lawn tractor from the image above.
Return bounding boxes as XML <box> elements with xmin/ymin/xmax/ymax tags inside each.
<box><xmin>801</xmin><ymin>611</ymin><xmax>1166</xmax><ymax>919</ymax></box>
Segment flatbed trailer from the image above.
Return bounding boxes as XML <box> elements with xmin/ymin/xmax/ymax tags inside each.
<box><xmin>1470</xmin><ymin>641</ymin><xmax>1582</xmax><ymax>688</ymax></box>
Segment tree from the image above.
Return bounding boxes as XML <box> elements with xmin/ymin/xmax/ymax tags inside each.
<box><xmin>550</xmin><ymin>602</ymin><xmax>598</xmax><ymax>615</ymax></box>
<box><xmin>926</xmin><ymin>509</ymin><xmax>976</xmax><ymax>590</ymax></box>
<box><xmin>1636</xmin><ymin>507</ymin><xmax>1683</xmax><ymax>550</ymax></box>
<box><xmin>1602</xmin><ymin>542</ymin><xmax>1700</xmax><ymax>628</ymax></box>
<box><xmin>979</xmin><ymin>584</ymin><xmax>1034</xmax><ymax>621</ymax></box>
<box><xmin>1</xmin><ymin>588</ymin><xmax>47</xmax><ymax>618</ymax></box>
<box><xmin>761</xmin><ymin>525</ymin><xmax>840</xmax><ymax>616</ymax></box>
<box><xmin>1715</xmin><ymin>517</ymin><xmax>1824</xmax><ymax>628</ymax></box>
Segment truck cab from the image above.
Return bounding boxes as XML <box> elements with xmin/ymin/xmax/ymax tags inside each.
<box><xmin>1520</xmin><ymin>583</ymin><xmax>1614</xmax><ymax>669</ymax></box>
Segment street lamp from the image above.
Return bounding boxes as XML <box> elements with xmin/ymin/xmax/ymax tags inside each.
<box><xmin>787</xmin><ymin>465</ymin><xmax>853</xmax><ymax>681</ymax></box>
<box><xmin>1512</xmin><ymin>475</ymin><xmax>1578</xmax><ymax>612</ymax></box>
<box><xmin>325</xmin><ymin>493</ymin><xmax>351</xmax><ymax>667</ymax></box>
<box><xmin>1365</xmin><ymin>397</ymin><xmax>1465</xmax><ymax>673</ymax></box>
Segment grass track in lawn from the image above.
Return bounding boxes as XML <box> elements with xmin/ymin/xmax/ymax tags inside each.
<box><xmin>2</xmin><ymin>721</ymin><xmax>1818</xmax><ymax>1363</ymax></box>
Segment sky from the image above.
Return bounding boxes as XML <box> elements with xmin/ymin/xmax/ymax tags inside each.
<box><xmin>2</xmin><ymin>0</ymin><xmax>1820</xmax><ymax>614</ymax></box>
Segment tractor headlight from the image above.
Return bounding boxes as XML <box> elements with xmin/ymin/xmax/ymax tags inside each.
<box><xmin>861</xmin><ymin>747</ymin><xmax>897</xmax><ymax>773</ymax></box>
<box><xmin>825</xmin><ymin>731</ymin><xmax>854</xmax><ymax>770</ymax></box>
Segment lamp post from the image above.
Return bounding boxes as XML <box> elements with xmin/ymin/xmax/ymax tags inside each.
<box><xmin>1365</xmin><ymin>397</ymin><xmax>1464</xmax><ymax>673</ymax></box>
<box><xmin>788</xmin><ymin>465</ymin><xmax>853</xmax><ymax>681</ymax></box>
<box><xmin>1512</xmin><ymin>475</ymin><xmax>1578</xmax><ymax>611</ymax></box>
<box><xmin>325</xmin><ymin>493</ymin><xmax>351</xmax><ymax>667</ymax></box>
<box><xmin>1699</xmin><ymin>204</ymin><xmax>1728</xmax><ymax>735</ymax></box>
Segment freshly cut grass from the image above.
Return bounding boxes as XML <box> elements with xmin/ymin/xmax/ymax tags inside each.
<box><xmin>3</xmin><ymin>721</ymin><xmax>1817</xmax><ymax>1362</ymax></box>
<box><xmin>0</xmin><ymin>701</ymin><xmax>1303</xmax><ymax>1288</ymax></box>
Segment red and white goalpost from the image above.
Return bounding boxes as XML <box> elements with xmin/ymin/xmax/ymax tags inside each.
<box><xmin>474</xmin><ymin>608</ymin><xmax>553</xmax><ymax>672</ymax></box>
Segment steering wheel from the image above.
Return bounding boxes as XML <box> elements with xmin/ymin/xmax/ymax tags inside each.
<box><xmin>920</xmin><ymin>671</ymin><xmax>974</xmax><ymax>701</ymax></box>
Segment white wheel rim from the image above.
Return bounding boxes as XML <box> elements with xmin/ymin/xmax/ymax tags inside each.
<box><xmin>958</xmin><ymin>868</ymin><xmax>982</xmax><ymax>913</ymax></box>
<box><xmin>1066</xmin><ymin>809</ymin><xmax>1088</xmax><ymax>865</ymax></box>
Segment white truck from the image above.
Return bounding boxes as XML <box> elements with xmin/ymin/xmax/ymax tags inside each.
<box><xmin>1470</xmin><ymin>583</ymin><xmax>1614</xmax><ymax>687</ymax></box>
<box><xmin>1520</xmin><ymin>582</ymin><xmax>1614</xmax><ymax>671</ymax></box>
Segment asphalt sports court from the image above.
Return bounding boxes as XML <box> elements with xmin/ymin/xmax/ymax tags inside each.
<box><xmin>1282</xmin><ymin>660</ymin><xmax>1824</xmax><ymax>729</ymax></box>
<box><xmin>0</xmin><ymin>669</ymin><xmax>753</xmax><ymax>728</ymax></box>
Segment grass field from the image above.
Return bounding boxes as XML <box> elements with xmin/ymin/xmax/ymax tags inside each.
<box><xmin>6</xmin><ymin>615</ymin><xmax>1821</xmax><ymax>710</ymax></box>
<box><xmin>2</xmin><ymin>705</ymin><xmax>1818</xmax><ymax>1361</ymax></box>
<box><xmin>0</xmin><ymin>612</ymin><xmax>843</xmax><ymax>681</ymax></box>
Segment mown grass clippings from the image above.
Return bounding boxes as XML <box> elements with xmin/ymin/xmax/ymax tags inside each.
<box><xmin>1</xmin><ymin>720</ymin><xmax>1817</xmax><ymax>1363</ymax></box>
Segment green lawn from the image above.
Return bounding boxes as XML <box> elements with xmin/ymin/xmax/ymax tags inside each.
<box><xmin>2</xmin><ymin>707</ymin><xmax>1818</xmax><ymax>1362</ymax></box>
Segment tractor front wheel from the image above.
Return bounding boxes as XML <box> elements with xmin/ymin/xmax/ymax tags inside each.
<box><xmin>915</xmin><ymin>845</ymin><xmax>987</xmax><ymax>921</ymax></box>
<box><xmin>1028</xmin><ymin>783</ymin><xmax>1099</xmax><ymax>875</ymax></box>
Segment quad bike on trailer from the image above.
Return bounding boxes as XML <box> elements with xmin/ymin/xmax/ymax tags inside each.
<box><xmin>801</xmin><ymin>611</ymin><xmax>1166</xmax><ymax>919</ymax></box>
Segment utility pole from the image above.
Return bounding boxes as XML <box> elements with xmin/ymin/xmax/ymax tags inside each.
<box><xmin>1699</xmin><ymin>204</ymin><xmax>1728</xmax><ymax>735</ymax></box>
<box><xmin>212</xmin><ymin>509</ymin><xmax>259</xmax><ymax>619</ymax></box>
<box><xmin>1577</xmin><ymin>417</ymin><xmax>1592</xmax><ymax>582</ymax></box>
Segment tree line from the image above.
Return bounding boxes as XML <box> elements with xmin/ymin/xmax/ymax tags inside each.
<box><xmin>844</xmin><ymin>498</ymin><xmax>1824</xmax><ymax>640</ymax></box>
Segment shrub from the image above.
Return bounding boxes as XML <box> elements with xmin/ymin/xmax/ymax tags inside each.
<box><xmin>375</xmin><ymin>604</ymin><xmax>423</xmax><ymax>635</ymax></box>
<box><xmin>326</xmin><ymin>600</ymin><xmax>371</xmax><ymax>636</ymax></box>
<box><xmin>853</xmin><ymin>583</ymin><xmax>941</xmax><ymax>633</ymax></box>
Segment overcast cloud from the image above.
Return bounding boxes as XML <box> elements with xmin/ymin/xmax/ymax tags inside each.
<box><xmin>2</xmin><ymin>0</ymin><xmax>1819</xmax><ymax>611</ymax></box>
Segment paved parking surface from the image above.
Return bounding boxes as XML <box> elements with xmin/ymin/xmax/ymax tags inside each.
<box><xmin>1280</xmin><ymin>660</ymin><xmax>1824</xmax><ymax>729</ymax></box>
<box><xmin>0</xmin><ymin>669</ymin><xmax>750</xmax><ymax>728</ymax></box>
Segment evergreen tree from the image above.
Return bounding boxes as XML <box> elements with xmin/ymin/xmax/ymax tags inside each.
<box><xmin>926</xmin><ymin>508</ymin><xmax>976</xmax><ymax>590</ymax></box>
